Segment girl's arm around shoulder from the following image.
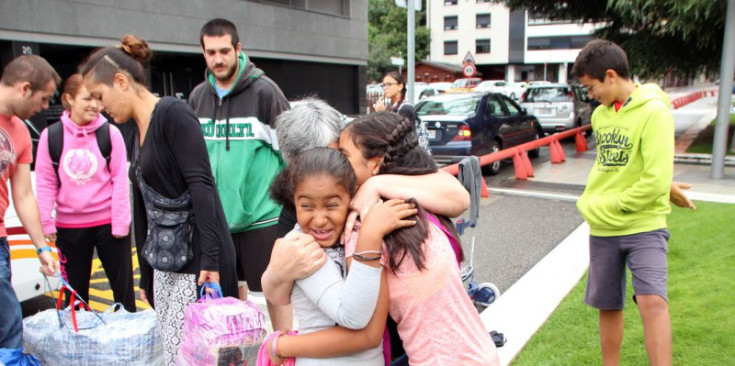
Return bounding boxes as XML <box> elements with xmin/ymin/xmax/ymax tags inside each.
<box><xmin>357</xmin><ymin>171</ymin><xmax>469</xmax><ymax>219</ymax></box>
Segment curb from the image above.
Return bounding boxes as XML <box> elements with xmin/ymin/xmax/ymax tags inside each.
<box><xmin>480</xmin><ymin>223</ymin><xmax>590</xmax><ymax>366</ymax></box>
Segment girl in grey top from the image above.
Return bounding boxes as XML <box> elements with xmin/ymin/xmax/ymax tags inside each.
<box><xmin>268</xmin><ymin>148</ymin><xmax>383</xmax><ymax>365</ymax></box>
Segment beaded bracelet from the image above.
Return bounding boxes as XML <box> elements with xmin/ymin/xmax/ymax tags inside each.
<box><xmin>271</xmin><ymin>330</ymin><xmax>286</xmax><ymax>359</ymax></box>
<box><xmin>353</xmin><ymin>250</ymin><xmax>382</xmax><ymax>261</ymax></box>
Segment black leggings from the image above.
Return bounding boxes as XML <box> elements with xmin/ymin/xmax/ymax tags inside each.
<box><xmin>56</xmin><ymin>224</ymin><xmax>136</xmax><ymax>312</ymax></box>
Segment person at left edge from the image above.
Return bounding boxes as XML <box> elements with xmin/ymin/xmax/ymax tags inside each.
<box><xmin>0</xmin><ymin>55</ymin><xmax>61</xmax><ymax>349</ymax></box>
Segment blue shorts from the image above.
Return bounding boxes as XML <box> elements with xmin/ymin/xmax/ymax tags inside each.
<box><xmin>585</xmin><ymin>229</ymin><xmax>670</xmax><ymax>310</ymax></box>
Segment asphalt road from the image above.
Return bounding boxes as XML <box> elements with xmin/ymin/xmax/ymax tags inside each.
<box><xmin>462</xmin><ymin>137</ymin><xmax>587</xmax><ymax>295</ymax></box>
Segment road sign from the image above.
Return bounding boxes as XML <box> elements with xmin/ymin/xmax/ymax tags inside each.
<box><xmin>391</xmin><ymin>57</ymin><xmax>405</xmax><ymax>66</ymax></box>
<box><xmin>395</xmin><ymin>0</ymin><xmax>422</xmax><ymax>11</ymax></box>
<box><xmin>462</xmin><ymin>63</ymin><xmax>476</xmax><ymax>77</ymax></box>
<box><xmin>462</xmin><ymin>51</ymin><xmax>475</xmax><ymax>65</ymax></box>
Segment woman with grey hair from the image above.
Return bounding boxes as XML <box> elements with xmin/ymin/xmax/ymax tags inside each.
<box><xmin>277</xmin><ymin>97</ymin><xmax>343</xmax><ymax>165</ymax></box>
<box><xmin>263</xmin><ymin>98</ymin><xmax>470</xmax><ymax>332</ymax></box>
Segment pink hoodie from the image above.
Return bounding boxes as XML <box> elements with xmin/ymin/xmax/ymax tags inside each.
<box><xmin>35</xmin><ymin>111</ymin><xmax>131</xmax><ymax>236</ymax></box>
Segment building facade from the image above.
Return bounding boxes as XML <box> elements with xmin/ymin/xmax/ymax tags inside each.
<box><xmin>0</xmin><ymin>0</ymin><xmax>368</xmax><ymax>118</ymax></box>
<box><xmin>427</xmin><ymin>0</ymin><xmax>598</xmax><ymax>84</ymax></box>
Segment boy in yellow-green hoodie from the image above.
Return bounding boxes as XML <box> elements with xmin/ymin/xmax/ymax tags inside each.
<box><xmin>572</xmin><ymin>40</ymin><xmax>674</xmax><ymax>366</ymax></box>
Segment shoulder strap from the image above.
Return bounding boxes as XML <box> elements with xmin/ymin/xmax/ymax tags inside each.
<box><xmin>47</xmin><ymin>122</ymin><xmax>64</xmax><ymax>186</ymax></box>
<box><xmin>95</xmin><ymin>122</ymin><xmax>112</xmax><ymax>171</ymax></box>
<box><xmin>426</xmin><ymin>213</ymin><xmax>462</xmax><ymax>267</ymax></box>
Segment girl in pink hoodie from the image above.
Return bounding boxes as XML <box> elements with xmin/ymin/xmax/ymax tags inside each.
<box><xmin>35</xmin><ymin>74</ymin><xmax>135</xmax><ymax>311</ymax></box>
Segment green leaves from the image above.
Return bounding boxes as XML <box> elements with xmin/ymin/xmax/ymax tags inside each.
<box><xmin>368</xmin><ymin>0</ymin><xmax>431</xmax><ymax>82</ymax></box>
<box><xmin>494</xmin><ymin>0</ymin><xmax>727</xmax><ymax>78</ymax></box>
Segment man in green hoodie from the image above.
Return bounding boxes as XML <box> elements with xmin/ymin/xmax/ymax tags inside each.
<box><xmin>572</xmin><ymin>40</ymin><xmax>674</xmax><ymax>366</ymax></box>
<box><xmin>188</xmin><ymin>19</ymin><xmax>289</xmax><ymax>311</ymax></box>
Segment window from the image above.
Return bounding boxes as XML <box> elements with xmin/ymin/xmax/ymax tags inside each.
<box><xmin>445</xmin><ymin>0</ymin><xmax>458</xmax><ymax>5</ymax></box>
<box><xmin>247</xmin><ymin>0</ymin><xmax>350</xmax><ymax>17</ymax></box>
<box><xmin>444</xmin><ymin>16</ymin><xmax>458</xmax><ymax>30</ymax></box>
<box><xmin>476</xmin><ymin>39</ymin><xmax>491</xmax><ymax>54</ymax></box>
<box><xmin>502</xmin><ymin>96</ymin><xmax>521</xmax><ymax>115</ymax></box>
<box><xmin>487</xmin><ymin>96</ymin><xmax>508</xmax><ymax>117</ymax></box>
<box><xmin>444</xmin><ymin>41</ymin><xmax>458</xmax><ymax>55</ymax></box>
<box><xmin>527</xmin><ymin>36</ymin><xmax>595</xmax><ymax>50</ymax></box>
<box><xmin>476</xmin><ymin>13</ymin><xmax>491</xmax><ymax>28</ymax></box>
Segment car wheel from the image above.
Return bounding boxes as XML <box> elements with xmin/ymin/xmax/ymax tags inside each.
<box><xmin>482</xmin><ymin>140</ymin><xmax>502</xmax><ymax>175</ymax></box>
<box><xmin>528</xmin><ymin>129</ymin><xmax>541</xmax><ymax>158</ymax></box>
<box><xmin>510</xmin><ymin>92</ymin><xmax>516</xmax><ymax>100</ymax></box>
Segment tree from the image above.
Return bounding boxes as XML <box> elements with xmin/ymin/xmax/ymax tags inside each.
<box><xmin>493</xmin><ymin>0</ymin><xmax>727</xmax><ymax>78</ymax></box>
<box><xmin>368</xmin><ymin>0</ymin><xmax>431</xmax><ymax>82</ymax></box>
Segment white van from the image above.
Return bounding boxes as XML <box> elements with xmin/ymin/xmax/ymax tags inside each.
<box><xmin>7</xmin><ymin>120</ymin><xmax>60</xmax><ymax>303</ymax></box>
<box><xmin>6</xmin><ymin>177</ymin><xmax>60</xmax><ymax>303</ymax></box>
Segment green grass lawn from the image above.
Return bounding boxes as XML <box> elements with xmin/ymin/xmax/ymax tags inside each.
<box><xmin>685</xmin><ymin>113</ymin><xmax>735</xmax><ymax>155</ymax></box>
<box><xmin>512</xmin><ymin>201</ymin><xmax>735</xmax><ymax>365</ymax></box>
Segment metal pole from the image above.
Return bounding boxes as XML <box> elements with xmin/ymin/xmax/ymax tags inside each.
<box><xmin>712</xmin><ymin>0</ymin><xmax>735</xmax><ymax>179</ymax></box>
<box><xmin>407</xmin><ymin>0</ymin><xmax>415</xmax><ymax>104</ymax></box>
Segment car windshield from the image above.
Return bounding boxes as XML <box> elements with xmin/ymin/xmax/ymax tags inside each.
<box><xmin>525</xmin><ymin>87</ymin><xmax>571</xmax><ymax>103</ymax></box>
<box><xmin>451</xmin><ymin>79</ymin><xmax>468</xmax><ymax>88</ymax></box>
<box><xmin>416</xmin><ymin>96</ymin><xmax>480</xmax><ymax>116</ymax></box>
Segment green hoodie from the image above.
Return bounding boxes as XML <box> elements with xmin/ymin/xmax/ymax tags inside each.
<box><xmin>577</xmin><ymin>83</ymin><xmax>674</xmax><ymax>237</ymax></box>
<box><xmin>188</xmin><ymin>52</ymin><xmax>290</xmax><ymax>233</ymax></box>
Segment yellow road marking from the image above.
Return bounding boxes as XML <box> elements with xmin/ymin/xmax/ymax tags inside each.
<box><xmin>44</xmin><ymin>245</ymin><xmax>151</xmax><ymax>311</ymax></box>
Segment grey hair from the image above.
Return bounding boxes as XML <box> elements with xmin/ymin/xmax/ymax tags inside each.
<box><xmin>276</xmin><ymin>97</ymin><xmax>343</xmax><ymax>165</ymax></box>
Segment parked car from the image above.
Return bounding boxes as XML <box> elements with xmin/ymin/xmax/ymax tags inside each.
<box><xmin>473</xmin><ymin>80</ymin><xmax>508</xmax><ymax>94</ymax></box>
<box><xmin>416</xmin><ymin>92</ymin><xmax>543</xmax><ymax>175</ymax></box>
<box><xmin>504</xmin><ymin>82</ymin><xmax>528</xmax><ymax>101</ymax></box>
<box><xmin>430</xmin><ymin>82</ymin><xmax>453</xmax><ymax>94</ymax></box>
<box><xmin>446</xmin><ymin>78</ymin><xmax>482</xmax><ymax>93</ymax></box>
<box><xmin>414</xmin><ymin>85</ymin><xmax>440</xmax><ymax>104</ymax></box>
<box><xmin>366</xmin><ymin>83</ymin><xmax>383</xmax><ymax>94</ymax></box>
<box><xmin>474</xmin><ymin>80</ymin><xmax>527</xmax><ymax>101</ymax></box>
<box><xmin>520</xmin><ymin>84</ymin><xmax>592</xmax><ymax>135</ymax></box>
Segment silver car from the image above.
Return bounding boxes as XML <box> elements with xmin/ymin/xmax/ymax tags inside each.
<box><xmin>520</xmin><ymin>84</ymin><xmax>592</xmax><ymax>135</ymax></box>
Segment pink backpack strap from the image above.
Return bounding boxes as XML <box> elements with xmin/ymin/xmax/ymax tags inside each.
<box><xmin>426</xmin><ymin>213</ymin><xmax>461</xmax><ymax>267</ymax></box>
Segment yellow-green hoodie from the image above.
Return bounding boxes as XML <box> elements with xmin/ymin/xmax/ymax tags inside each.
<box><xmin>577</xmin><ymin>83</ymin><xmax>674</xmax><ymax>237</ymax></box>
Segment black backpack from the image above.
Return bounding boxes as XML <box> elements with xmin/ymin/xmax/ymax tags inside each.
<box><xmin>47</xmin><ymin>121</ymin><xmax>112</xmax><ymax>186</ymax></box>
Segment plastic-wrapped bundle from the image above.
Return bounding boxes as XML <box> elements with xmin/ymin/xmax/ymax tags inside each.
<box><xmin>23</xmin><ymin>306</ymin><xmax>162</xmax><ymax>365</ymax></box>
<box><xmin>178</xmin><ymin>286</ymin><xmax>266</xmax><ymax>366</ymax></box>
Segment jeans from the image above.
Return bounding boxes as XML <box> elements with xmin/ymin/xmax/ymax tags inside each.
<box><xmin>0</xmin><ymin>237</ymin><xmax>23</xmax><ymax>348</ymax></box>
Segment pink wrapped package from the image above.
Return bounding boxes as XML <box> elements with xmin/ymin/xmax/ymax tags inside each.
<box><xmin>178</xmin><ymin>284</ymin><xmax>266</xmax><ymax>366</ymax></box>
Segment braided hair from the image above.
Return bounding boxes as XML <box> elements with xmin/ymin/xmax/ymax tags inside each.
<box><xmin>344</xmin><ymin>112</ymin><xmax>462</xmax><ymax>271</ymax></box>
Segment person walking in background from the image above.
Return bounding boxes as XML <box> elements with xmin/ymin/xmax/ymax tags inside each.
<box><xmin>35</xmin><ymin>73</ymin><xmax>135</xmax><ymax>312</ymax></box>
<box><xmin>0</xmin><ymin>55</ymin><xmax>61</xmax><ymax>349</ymax></box>
<box><xmin>188</xmin><ymin>17</ymin><xmax>290</xmax><ymax>329</ymax></box>
<box><xmin>80</xmin><ymin>35</ymin><xmax>237</xmax><ymax>365</ymax></box>
<box><xmin>372</xmin><ymin>71</ymin><xmax>430</xmax><ymax>153</ymax></box>
<box><xmin>573</xmin><ymin>39</ymin><xmax>675</xmax><ymax>366</ymax></box>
